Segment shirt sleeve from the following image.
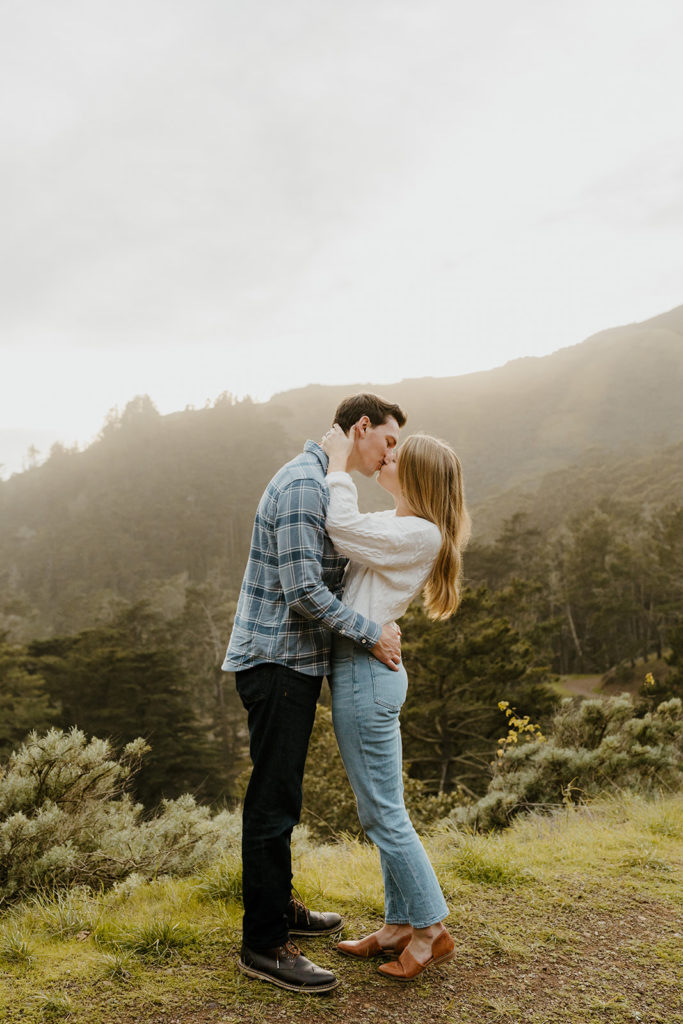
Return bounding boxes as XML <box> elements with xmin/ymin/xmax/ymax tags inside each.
<box><xmin>325</xmin><ymin>471</ymin><xmax>441</xmax><ymax>569</ymax></box>
<box><xmin>274</xmin><ymin>477</ymin><xmax>383</xmax><ymax>647</ymax></box>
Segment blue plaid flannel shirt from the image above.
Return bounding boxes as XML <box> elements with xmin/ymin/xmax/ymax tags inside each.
<box><xmin>222</xmin><ymin>441</ymin><xmax>382</xmax><ymax>677</ymax></box>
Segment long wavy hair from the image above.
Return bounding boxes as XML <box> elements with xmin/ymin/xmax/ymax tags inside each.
<box><xmin>398</xmin><ymin>434</ymin><xmax>470</xmax><ymax>620</ymax></box>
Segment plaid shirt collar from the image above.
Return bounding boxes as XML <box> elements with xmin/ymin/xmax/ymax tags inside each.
<box><xmin>303</xmin><ymin>439</ymin><xmax>329</xmax><ymax>474</ymax></box>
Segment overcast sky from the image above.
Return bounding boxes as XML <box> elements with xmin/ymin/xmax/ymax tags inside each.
<box><xmin>2</xmin><ymin>0</ymin><xmax>682</xmax><ymax>474</ymax></box>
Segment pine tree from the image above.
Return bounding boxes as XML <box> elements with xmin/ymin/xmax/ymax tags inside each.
<box><xmin>400</xmin><ymin>588</ymin><xmax>558</xmax><ymax>797</ymax></box>
<box><xmin>170</xmin><ymin>574</ymin><xmax>245</xmax><ymax>798</ymax></box>
<box><xmin>0</xmin><ymin>635</ymin><xmax>60</xmax><ymax>759</ymax></box>
<box><xmin>27</xmin><ymin>605</ymin><xmax>216</xmax><ymax>806</ymax></box>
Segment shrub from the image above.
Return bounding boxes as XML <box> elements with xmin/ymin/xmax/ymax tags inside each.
<box><xmin>0</xmin><ymin>728</ymin><xmax>241</xmax><ymax>901</ymax></box>
<box><xmin>455</xmin><ymin>696</ymin><xmax>683</xmax><ymax>831</ymax></box>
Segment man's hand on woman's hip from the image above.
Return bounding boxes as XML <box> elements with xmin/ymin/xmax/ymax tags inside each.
<box><xmin>371</xmin><ymin>622</ymin><xmax>402</xmax><ymax>671</ymax></box>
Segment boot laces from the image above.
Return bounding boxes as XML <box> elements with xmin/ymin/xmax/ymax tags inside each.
<box><xmin>275</xmin><ymin>939</ymin><xmax>300</xmax><ymax>967</ymax></box>
<box><xmin>290</xmin><ymin>886</ymin><xmax>311</xmax><ymax>925</ymax></box>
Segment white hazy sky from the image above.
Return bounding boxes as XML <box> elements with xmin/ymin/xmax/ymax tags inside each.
<box><xmin>2</xmin><ymin>0</ymin><xmax>682</xmax><ymax>472</ymax></box>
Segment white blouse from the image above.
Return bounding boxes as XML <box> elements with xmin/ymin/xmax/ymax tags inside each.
<box><xmin>325</xmin><ymin>471</ymin><xmax>442</xmax><ymax>624</ymax></box>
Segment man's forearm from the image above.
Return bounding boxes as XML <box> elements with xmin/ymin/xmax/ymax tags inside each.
<box><xmin>286</xmin><ymin>579</ymin><xmax>382</xmax><ymax>648</ymax></box>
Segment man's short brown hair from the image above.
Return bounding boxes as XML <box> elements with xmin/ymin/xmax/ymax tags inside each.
<box><xmin>333</xmin><ymin>393</ymin><xmax>407</xmax><ymax>433</ymax></box>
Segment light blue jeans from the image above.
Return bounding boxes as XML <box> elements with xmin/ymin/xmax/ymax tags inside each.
<box><xmin>330</xmin><ymin>636</ymin><xmax>449</xmax><ymax>928</ymax></box>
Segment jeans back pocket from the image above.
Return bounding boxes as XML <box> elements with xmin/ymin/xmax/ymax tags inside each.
<box><xmin>369</xmin><ymin>658</ymin><xmax>408</xmax><ymax>711</ymax></box>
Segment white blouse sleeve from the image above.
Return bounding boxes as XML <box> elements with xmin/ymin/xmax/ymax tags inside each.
<box><xmin>325</xmin><ymin>471</ymin><xmax>441</xmax><ymax>570</ymax></box>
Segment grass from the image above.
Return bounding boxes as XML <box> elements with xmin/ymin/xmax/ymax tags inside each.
<box><xmin>94</xmin><ymin>917</ymin><xmax>203</xmax><ymax>961</ymax></box>
<box><xmin>33</xmin><ymin>991</ymin><xmax>73</xmax><ymax>1021</ymax></box>
<box><xmin>0</xmin><ymin>923</ymin><xmax>35</xmax><ymax>965</ymax></box>
<box><xmin>194</xmin><ymin>855</ymin><xmax>243</xmax><ymax>903</ymax></box>
<box><xmin>551</xmin><ymin>674</ymin><xmax>605</xmax><ymax>698</ymax></box>
<box><xmin>27</xmin><ymin>887</ymin><xmax>102</xmax><ymax>940</ymax></box>
<box><xmin>0</xmin><ymin>791</ymin><xmax>681</xmax><ymax>1024</ymax></box>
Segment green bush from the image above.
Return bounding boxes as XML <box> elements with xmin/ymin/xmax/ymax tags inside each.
<box><xmin>455</xmin><ymin>695</ymin><xmax>683</xmax><ymax>831</ymax></box>
<box><xmin>0</xmin><ymin>728</ymin><xmax>241</xmax><ymax>901</ymax></box>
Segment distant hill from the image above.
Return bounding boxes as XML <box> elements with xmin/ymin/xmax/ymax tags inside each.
<box><xmin>265</xmin><ymin>304</ymin><xmax>683</xmax><ymax>506</ymax></box>
<box><xmin>473</xmin><ymin>441</ymin><xmax>683</xmax><ymax>540</ymax></box>
<box><xmin>1</xmin><ymin>305</ymin><xmax>681</xmax><ymax>633</ymax></box>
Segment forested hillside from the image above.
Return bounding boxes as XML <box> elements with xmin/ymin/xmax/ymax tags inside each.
<box><xmin>1</xmin><ymin>305</ymin><xmax>682</xmax><ymax>637</ymax></box>
<box><xmin>474</xmin><ymin>440</ymin><xmax>683</xmax><ymax>539</ymax></box>
<box><xmin>0</xmin><ymin>396</ymin><xmax>291</xmax><ymax>634</ymax></box>
<box><xmin>1</xmin><ymin>306</ymin><xmax>682</xmax><ymax>809</ymax></box>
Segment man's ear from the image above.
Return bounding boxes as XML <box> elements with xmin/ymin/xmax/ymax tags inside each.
<box><xmin>355</xmin><ymin>415</ymin><xmax>370</xmax><ymax>437</ymax></box>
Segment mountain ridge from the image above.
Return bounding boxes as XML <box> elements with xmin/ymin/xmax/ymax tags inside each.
<box><xmin>261</xmin><ymin>304</ymin><xmax>683</xmax><ymax>502</ymax></box>
<box><xmin>1</xmin><ymin>303</ymin><xmax>681</xmax><ymax>633</ymax></box>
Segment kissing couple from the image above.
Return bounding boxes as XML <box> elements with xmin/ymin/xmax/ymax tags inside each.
<box><xmin>222</xmin><ymin>392</ymin><xmax>470</xmax><ymax>993</ymax></box>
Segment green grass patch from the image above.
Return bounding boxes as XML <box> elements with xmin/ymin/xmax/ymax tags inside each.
<box><xmin>33</xmin><ymin>991</ymin><xmax>74</xmax><ymax>1022</ymax></box>
<box><xmin>0</xmin><ymin>923</ymin><xmax>35</xmax><ymax>965</ymax></box>
<box><xmin>0</xmin><ymin>792</ymin><xmax>681</xmax><ymax>1024</ymax></box>
<box><xmin>94</xmin><ymin>917</ymin><xmax>202</xmax><ymax>961</ymax></box>
<box><xmin>194</xmin><ymin>855</ymin><xmax>243</xmax><ymax>902</ymax></box>
<box><xmin>26</xmin><ymin>887</ymin><xmax>101</xmax><ymax>940</ymax></box>
<box><xmin>444</xmin><ymin>833</ymin><xmax>535</xmax><ymax>886</ymax></box>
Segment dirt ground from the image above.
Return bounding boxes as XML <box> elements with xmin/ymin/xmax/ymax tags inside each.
<box><xmin>68</xmin><ymin>894</ymin><xmax>681</xmax><ymax>1024</ymax></box>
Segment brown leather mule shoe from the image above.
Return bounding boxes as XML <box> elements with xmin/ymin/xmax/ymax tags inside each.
<box><xmin>377</xmin><ymin>929</ymin><xmax>455</xmax><ymax>981</ymax></box>
<box><xmin>337</xmin><ymin>931</ymin><xmax>411</xmax><ymax>959</ymax></box>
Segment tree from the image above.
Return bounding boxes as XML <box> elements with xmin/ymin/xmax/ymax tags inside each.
<box><xmin>399</xmin><ymin>588</ymin><xmax>558</xmax><ymax>798</ymax></box>
<box><xmin>170</xmin><ymin>572</ymin><xmax>245</xmax><ymax>798</ymax></box>
<box><xmin>639</xmin><ymin>619</ymin><xmax>683</xmax><ymax>707</ymax></box>
<box><xmin>26</xmin><ymin>604</ymin><xmax>217</xmax><ymax>807</ymax></box>
<box><xmin>22</xmin><ymin>444</ymin><xmax>40</xmax><ymax>471</ymax></box>
<box><xmin>468</xmin><ymin>501</ymin><xmax>683</xmax><ymax>678</ymax></box>
<box><xmin>0</xmin><ymin>635</ymin><xmax>60</xmax><ymax>759</ymax></box>
<box><xmin>665</xmin><ymin>621</ymin><xmax>683</xmax><ymax>691</ymax></box>
<box><xmin>545</xmin><ymin>504</ymin><xmax>674</xmax><ymax>674</ymax></box>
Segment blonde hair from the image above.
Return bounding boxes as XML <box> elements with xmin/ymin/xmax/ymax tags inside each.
<box><xmin>398</xmin><ymin>434</ymin><xmax>471</xmax><ymax>620</ymax></box>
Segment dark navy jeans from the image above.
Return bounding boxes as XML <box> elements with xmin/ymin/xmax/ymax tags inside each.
<box><xmin>235</xmin><ymin>663</ymin><xmax>322</xmax><ymax>950</ymax></box>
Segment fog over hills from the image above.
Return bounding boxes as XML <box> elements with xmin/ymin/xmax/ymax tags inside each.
<box><xmin>1</xmin><ymin>304</ymin><xmax>681</xmax><ymax>632</ymax></box>
<box><xmin>473</xmin><ymin>440</ymin><xmax>683</xmax><ymax>540</ymax></box>
<box><xmin>265</xmin><ymin>303</ymin><xmax>683</xmax><ymax>504</ymax></box>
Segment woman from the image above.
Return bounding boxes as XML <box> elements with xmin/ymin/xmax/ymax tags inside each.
<box><xmin>320</xmin><ymin>424</ymin><xmax>470</xmax><ymax>982</ymax></box>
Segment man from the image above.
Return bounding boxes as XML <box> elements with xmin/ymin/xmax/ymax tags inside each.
<box><xmin>222</xmin><ymin>393</ymin><xmax>407</xmax><ymax>993</ymax></box>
